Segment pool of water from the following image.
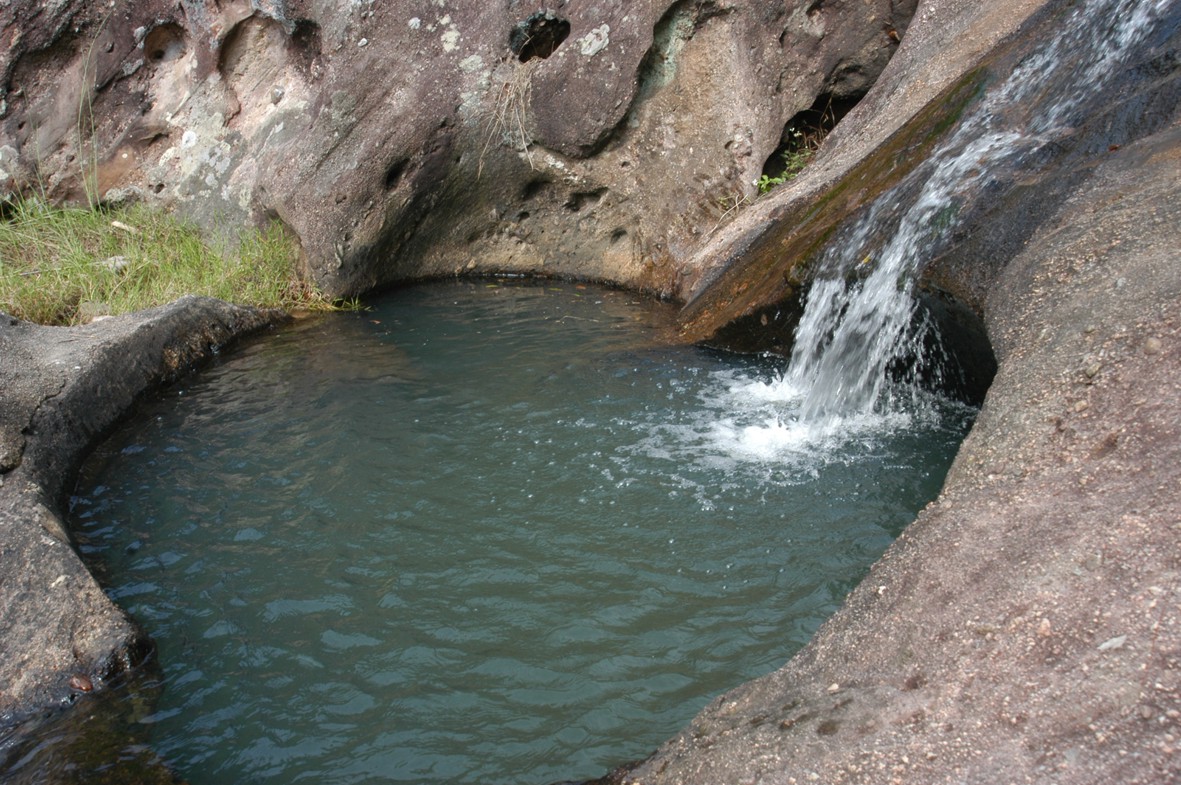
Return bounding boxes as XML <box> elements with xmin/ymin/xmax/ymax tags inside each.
<box><xmin>63</xmin><ymin>281</ymin><xmax>973</xmax><ymax>784</ymax></box>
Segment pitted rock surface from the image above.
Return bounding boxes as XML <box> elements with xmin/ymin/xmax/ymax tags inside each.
<box><xmin>0</xmin><ymin>0</ymin><xmax>912</xmax><ymax>297</ymax></box>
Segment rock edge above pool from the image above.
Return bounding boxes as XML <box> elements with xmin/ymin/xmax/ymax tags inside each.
<box><xmin>607</xmin><ymin>124</ymin><xmax>1181</xmax><ymax>785</ymax></box>
<box><xmin>0</xmin><ymin>296</ymin><xmax>284</xmax><ymax>728</ymax></box>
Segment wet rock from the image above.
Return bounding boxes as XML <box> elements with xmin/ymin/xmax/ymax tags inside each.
<box><xmin>0</xmin><ymin>296</ymin><xmax>282</xmax><ymax>726</ymax></box>
<box><xmin>68</xmin><ymin>674</ymin><xmax>93</xmax><ymax>693</ymax></box>
<box><xmin>619</xmin><ymin>6</ymin><xmax>1181</xmax><ymax>782</ymax></box>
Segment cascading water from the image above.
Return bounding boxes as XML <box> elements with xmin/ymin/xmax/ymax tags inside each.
<box><xmin>40</xmin><ymin>281</ymin><xmax>975</xmax><ymax>785</ymax></box>
<box><xmin>776</xmin><ymin>0</ymin><xmax>1175</xmax><ymax>425</ymax></box>
<box><xmin>783</xmin><ymin>132</ymin><xmax>1019</xmax><ymax>422</ymax></box>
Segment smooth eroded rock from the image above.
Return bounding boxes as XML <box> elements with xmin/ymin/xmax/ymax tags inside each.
<box><xmin>0</xmin><ymin>296</ymin><xmax>282</xmax><ymax>724</ymax></box>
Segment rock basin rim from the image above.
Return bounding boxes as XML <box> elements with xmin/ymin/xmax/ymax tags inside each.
<box><xmin>2</xmin><ymin>0</ymin><xmax>1180</xmax><ymax>782</ymax></box>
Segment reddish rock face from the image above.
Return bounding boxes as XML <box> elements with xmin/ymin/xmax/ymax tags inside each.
<box><xmin>0</xmin><ymin>0</ymin><xmax>911</xmax><ymax>299</ymax></box>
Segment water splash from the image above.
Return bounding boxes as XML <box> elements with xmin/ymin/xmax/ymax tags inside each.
<box><xmin>633</xmin><ymin>366</ymin><xmax>969</xmax><ymax>474</ymax></box>
<box><xmin>784</xmin><ymin>132</ymin><xmax>1019</xmax><ymax>422</ymax></box>
<box><xmin>774</xmin><ymin>0</ymin><xmax>1173</xmax><ymax>425</ymax></box>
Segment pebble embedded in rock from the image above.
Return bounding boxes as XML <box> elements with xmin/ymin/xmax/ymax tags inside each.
<box><xmin>1098</xmin><ymin>635</ymin><xmax>1127</xmax><ymax>651</ymax></box>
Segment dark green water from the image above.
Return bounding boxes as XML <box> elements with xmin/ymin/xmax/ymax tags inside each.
<box><xmin>66</xmin><ymin>281</ymin><xmax>972</xmax><ymax>785</ymax></box>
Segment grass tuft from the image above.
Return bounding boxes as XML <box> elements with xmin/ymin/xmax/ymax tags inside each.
<box><xmin>0</xmin><ymin>199</ymin><xmax>351</xmax><ymax>325</ymax></box>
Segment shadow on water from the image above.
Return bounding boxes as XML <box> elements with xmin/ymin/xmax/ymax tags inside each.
<box><xmin>0</xmin><ymin>665</ymin><xmax>182</xmax><ymax>785</ymax></box>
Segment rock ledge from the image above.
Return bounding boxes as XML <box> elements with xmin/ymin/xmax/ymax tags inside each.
<box><xmin>0</xmin><ymin>296</ymin><xmax>282</xmax><ymax>727</ymax></box>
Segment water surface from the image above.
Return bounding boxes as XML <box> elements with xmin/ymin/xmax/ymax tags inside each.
<box><xmin>69</xmin><ymin>281</ymin><xmax>973</xmax><ymax>784</ymax></box>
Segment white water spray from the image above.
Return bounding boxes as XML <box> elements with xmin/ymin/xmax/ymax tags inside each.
<box><xmin>771</xmin><ymin>0</ymin><xmax>1173</xmax><ymax>427</ymax></box>
<box><xmin>689</xmin><ymin>0</ymin><xmax>1174</xmax><ymax>463</ymax></box>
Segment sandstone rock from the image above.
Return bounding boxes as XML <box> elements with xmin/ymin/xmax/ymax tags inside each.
<box><xmin>0</xmin><ymin>0</ymin><xmax>911</xmax><ymax>298</ymax></box>
<box><xmin>0</xmin><ymin>296</ymin><xmax>282</xmax><ymax>728</ymax></box>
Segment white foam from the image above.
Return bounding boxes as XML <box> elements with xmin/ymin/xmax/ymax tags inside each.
<box><xmin>630</xmin><ymin>367</ymin><xmax>938</xmax><ymax>478</ymax></box>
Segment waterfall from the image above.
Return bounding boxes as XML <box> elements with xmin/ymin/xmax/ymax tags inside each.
<box><xmin>780</xmin><ymin>0</ymin><xmax>1174</xmax><ymax>425</ymax></box>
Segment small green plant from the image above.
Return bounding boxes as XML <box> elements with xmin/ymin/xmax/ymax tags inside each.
<box><xmin>757</xmin><ymin>127</ymin><xmax>817</xmax><ymax>194</ymax></box>
<box><xmin>0</xmin><ymin>198</ymin><xmax>349</xmax><ymax>325</ymax></box>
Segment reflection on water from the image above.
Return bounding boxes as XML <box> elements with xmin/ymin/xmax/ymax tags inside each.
<box><xmin>60</xmin><ymin>281</ymin><xmax>972</xmax><ymax>785</ymax></box>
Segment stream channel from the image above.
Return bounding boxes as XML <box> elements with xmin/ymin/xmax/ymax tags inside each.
<box><xmin>59</xmin><ymin>279</ymin><xmax>974</xmax><ymax>784</ymax></box>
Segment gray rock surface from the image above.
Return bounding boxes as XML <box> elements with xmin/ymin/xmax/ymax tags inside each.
<box><xmin>0</xmin><ymin>297</ymin><xmax>280</xmax><ymax>725</ymax></box>
<box><xmin>0</xmin><ymin>0</ymin><xmax>911</xmax><ymax>297</ymax></box>
<box><xmin>0</xmin><ymin>0</ymin><xmax>1179</xmax><ymax>782</ymax></box>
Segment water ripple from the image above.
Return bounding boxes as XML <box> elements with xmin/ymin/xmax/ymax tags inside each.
<box><xmin>69</xmin><ymin>281</ymin><xmax>971</xmax><ymax>785</ymax></box>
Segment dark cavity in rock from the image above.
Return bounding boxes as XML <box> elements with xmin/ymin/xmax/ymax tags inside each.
<box><xmin>142</xmin><ymin>23</ymin><xmax>185</xmax><ymax>65</ymax></box>
<box><xmin>701</xmin><ymin>285</ymin><xmax>996</xmax><ymax>409</ymax></box>
<box><xmin>384</xmin><ymin>158</ymin><xmax>410</xmax><ymax>191</ymax></box>
<box><xmin>761</xmin><ymin>92</ymin><xmax>861</xmax><ymax>182</ymax></box>
<box><xmin>510</xmin><ymin>11</ymin><xmax>572</xmax><ymax>62</ymax></box>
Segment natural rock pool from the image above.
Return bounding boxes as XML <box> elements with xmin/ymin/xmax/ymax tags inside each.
<box><xmin>65</xmin><ymin>281</ymin><xmax>974</xmax><ymax>784</ymax></box>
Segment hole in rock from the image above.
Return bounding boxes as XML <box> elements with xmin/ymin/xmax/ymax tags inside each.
<box><xmin>384</xmin><ymin>158</ymin><xmax>410</xmax><ymax>190</ymax></box>
<box><xmin>521</xmin><ymin>178</ymin><xmax>551</xmax><ymax>200</ymax></box>
<box><xmin>908</xmin><ymin>288</ymin><xmax>997</xmax><ymax>407</ymax></box>
<box><xmin>510</xmin><ymin>11</ymin><xmax>572</xmax><ymax>62</ymax></box>
<box><xmin>564</xmin><ymin>187</ymin><xmax>607</xmax><ymax>212</ymax></box>
<box><xmin>761</xmin><ymin>92</ymin><xmax>861</xmax><ymax>183</ymax></box>
<box><xmin>142</xmin><ymin>23</ymin><xmax>186</xmax><ymax>65</ymax></box>
<box><xmin>289</xmin><ymin>20</ymin><xmax>323</xmax><ymax>74</ymax></box>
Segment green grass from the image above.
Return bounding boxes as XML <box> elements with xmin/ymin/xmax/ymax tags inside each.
<box><xmin>0</xmin><ymin>199</ymin><xmax>349</xmax><ymax>325</ymax></box>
